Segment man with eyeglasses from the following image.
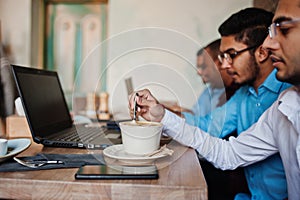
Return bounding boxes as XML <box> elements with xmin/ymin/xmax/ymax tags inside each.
<box><xmin>129</xmin><ymin>1</ymin><xmax>300</xmax><ymax>199</ymax></box>
<box><xmin>131</xmin><ymin>8</ymin><xmax>292</xmax><ymax>200</ymax></box>
<box><xmin>184</xmin><ymin>39</ymin><xmax>238</xmax><ymax>121</ymax></box>
<box><xmin>184</xmin><ymin>39</ymin><xmax>243</xmax><ymax>200</ymax></box>
<box><xmin>184</xmin><ymin>8</ymin><xmax>291</xmax><ymax>200</ymax></box>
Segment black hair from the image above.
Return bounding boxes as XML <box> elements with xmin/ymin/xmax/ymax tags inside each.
<box><xmin>218</xmin><ymin>8</ymin><xmax>274</xmax><ymax>48</ymax></box>
<box><xmin>196</xmin><ymin>48</ymin><xmax>204</xmax><ymax>57</ymax></box>
<box><xmin>197</xmin><ymin>39</ymin><xmax>221</xmax><ymax>60</ymax></box>
<box><xmin>205</xmin><ymin>39</ymin><xmax>221</xmax><ymax>60</ymax></box>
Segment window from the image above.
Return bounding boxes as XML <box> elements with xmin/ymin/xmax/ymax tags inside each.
<box><xmin>31</xmin><ymin>0</ymin><xmax>108</xmax><ymax>108</ymax></box>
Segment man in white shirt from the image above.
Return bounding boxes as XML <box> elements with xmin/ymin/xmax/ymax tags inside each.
<box><xmin>129</xmin><ymin>0</ymin><xmax>300</xmax><ymax>199</ymax></box>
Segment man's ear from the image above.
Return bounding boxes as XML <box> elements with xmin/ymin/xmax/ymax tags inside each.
<box><xmin>256</xmin><ymin>45</ymin><xmax>269</xmax><ymax>63</ymax></box>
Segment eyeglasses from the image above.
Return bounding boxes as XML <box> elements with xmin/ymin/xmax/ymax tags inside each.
<box><xmin>268</xmin><ymin>18</ymin><xmax>300</xmax><ymax>38</ymax></box>
<box><xmin>218</xmin><ymin>45</ymin><xmax>258</xmax><ymax>64</ymax></box>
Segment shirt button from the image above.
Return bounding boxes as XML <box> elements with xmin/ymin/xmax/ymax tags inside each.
<box><xmin>251</xmin><ymin>174</ymin><xmax>254</xmax><ymax>178</ymax></box>
<box><xmin>253</xmin><ymin>195</ymin><xmax>257</xmax><ymax>199</ymax></box>
<box><xmin>256</xmin><ymin>103</ymin><xmax>261</xmax><ymax>106</ymax></box>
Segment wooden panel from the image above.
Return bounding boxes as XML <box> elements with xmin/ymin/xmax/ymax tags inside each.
<box><xmin>6</xmin><ymin>115</ymin><xmax>31</xmax><ymax>138</ymax></box>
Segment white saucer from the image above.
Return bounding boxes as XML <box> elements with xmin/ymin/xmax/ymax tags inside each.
<box><xmin>0</xmin><ymin>138</ymin><xmax>31</xmax><ymax>163</ymax></box>
<box><xmin>103</xmin><ymin>144</ymin><xmax>169</xmax><ymax>164</ymax></box>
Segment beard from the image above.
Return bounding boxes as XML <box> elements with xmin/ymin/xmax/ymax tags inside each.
<box><xmin>240</xmin><ymin>56</ymin><xmax>260</xmax><ymax>87</ymax></box>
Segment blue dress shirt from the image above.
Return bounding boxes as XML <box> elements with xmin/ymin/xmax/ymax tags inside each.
<box><xmin>184</xmin><ymin>86</ymin><xmax>225</xmax><ymax>125</ymax></box>
<box><xmin>191</xmin><ymin>70</ymin><xmax>291</xmax><ymax>200</ymax></box>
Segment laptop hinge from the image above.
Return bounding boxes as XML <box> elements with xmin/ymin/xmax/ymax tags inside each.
<box><xmin>34</xmin><ymin>136</ymin><xmax>43</xmax><ymax>143</ymax></box>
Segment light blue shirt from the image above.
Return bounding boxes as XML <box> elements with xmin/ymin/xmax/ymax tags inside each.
<box><xmin>184</xmin><ymin>86</ymin><xmax>225</xmax><ymax>125</ymax></box>
<box><xmin>191</xmin><ymin>70</ymin><xmax>291</xmax><ymax>200</ymax></box>
<box><xmin>192</xmin><ymin>86</ymin><xmax>225</xmax><ymax>116</ymax></box>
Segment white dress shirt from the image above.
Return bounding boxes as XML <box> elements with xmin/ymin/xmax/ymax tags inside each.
<box><xmin>162</xmin><ymin>87</ymin><xmax>300</xmax><ymax>200</ymax></box>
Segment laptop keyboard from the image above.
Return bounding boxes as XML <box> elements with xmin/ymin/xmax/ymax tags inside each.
<box><xmin>55</xmin><ymin>126</ymin><xmax>107</xmax><ymax>143</ymax></box>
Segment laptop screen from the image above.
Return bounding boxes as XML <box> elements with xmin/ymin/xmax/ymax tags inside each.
<box><xmin>12</xmin><ymin>65</ymin><xmax>73</xmax><ymax>137</ymax></box>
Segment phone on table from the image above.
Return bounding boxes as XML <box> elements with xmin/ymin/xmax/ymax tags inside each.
<box><xmin>75</xmin><ymin>165</ymin><xmax>159</xmax><ymax>180</ymax></box>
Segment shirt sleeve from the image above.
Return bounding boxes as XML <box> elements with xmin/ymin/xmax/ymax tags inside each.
<box><xmin>193</xmin><ymin>88</ymin><xmax>210</xmax><ymax>116</ymax></box>
<box><xmin>162</xmin><ymin>104</ymin><xmax>278</xmax><ymax>170</ymax></box>
<box><xmin>182</xmin><ymin>88</ymin><xmax>210</xmax><ymax>126</ymax></box>
<box><xmin>196</xmin><ymin>91</ymin><xmax>240</xmax><ymax>138</ymax></box>
<box><xmin>182</xmin><ymin>112</ymin><xmax>197</xmax><ymax>126</ymax></box>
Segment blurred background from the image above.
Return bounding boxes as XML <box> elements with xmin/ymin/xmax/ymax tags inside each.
<box><xmin>0</xmin><ymin>0</ymin><xmax>278</xmax><ymax>132</ymax></box>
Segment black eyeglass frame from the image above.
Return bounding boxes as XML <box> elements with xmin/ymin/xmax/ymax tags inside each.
<box><xmin>218</xmin><ymin>45</ymin><xmax>258</xmax><ymax>64</ymax></box>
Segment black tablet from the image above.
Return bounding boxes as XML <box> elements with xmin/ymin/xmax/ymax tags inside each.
<box><xmin>75</xmin><ymin>165</ymin><xmax>159</xmax><ymax>180</ymax></box>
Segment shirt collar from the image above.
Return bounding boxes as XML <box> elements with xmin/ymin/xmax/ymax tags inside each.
<box><xmin>260</xmin><ymin>69</ymin><xmax>285</xmax><ymax>93</ymax></box>
<box><xmin>247</xmin><ymin>69</ymin><xmax>284</xmax><ymax>95</ymax></box>
<box><xmin>278</xmin><ymin>87</ymin><xmax>300</xmax><ymax>110</ymax></box>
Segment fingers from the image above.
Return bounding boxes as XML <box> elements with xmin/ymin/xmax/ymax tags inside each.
<box><xmin>128</xmin><ymin>93</ymin><xmax>135</xmax><ymax>109</ymax></box>
<box><xmin>128</xmin><ymin>89</ymin><xmax>153</xmax><ymax>109</ymax></box>
<box><xmin>128</xmin><ymin>89</ymin><xmax>165</xmax><ymax>122</ymax></box>
<box><xmin>128</xmin><ymin>90</ymin><xmax>148</xmax><ymax>119</ymax></box>
<box><xmin>129</xmin><ymin>107</ymin><xmax>141</xmax><ymax>119</ymax></box>
<box><xmin>135</xmin><ymin>89</ymin><xmax>151</xmax><ymax>98</ymax></box>
<box><xmin>138</xmin><ymin>89</ymin><xmax>159</xmax><ymax>103</ymax></box>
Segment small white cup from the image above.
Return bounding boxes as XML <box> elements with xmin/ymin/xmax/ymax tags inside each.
<box><xmin>0</xmin><ymin>139</ymin><xmax>8</xmax><ymax>156</ymax></box>
<box><xmin>119</xmin><ymin>121</ymin><xmax>163</xmax><ymax>155</ymax></box>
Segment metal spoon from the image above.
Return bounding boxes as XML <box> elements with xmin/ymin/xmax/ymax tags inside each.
<box><xmin>13</xmin><ymin>157</ymin><xmax>64</xmax><ymax>168</ymax></box>
<box><xmin>133</xmin><ymin>93</ymin><xmax>139</xmax><ymax>121</ymax></box>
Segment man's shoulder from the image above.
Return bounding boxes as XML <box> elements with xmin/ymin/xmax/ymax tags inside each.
<box><xmin>278</xmin><ymin>86</ymin><xmax>299</xmax><ymax>101</ymax></box>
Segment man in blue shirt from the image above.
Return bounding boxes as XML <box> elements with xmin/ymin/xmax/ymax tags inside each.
<box><xmin>189</xmin><ymin>39</ymin><xmax>238</xmax><ymax>119</ymax></box>
<box><xmin>187</xmin><ymin>39</ymin><xmax>244</xmax><ymax>200</ymax></box>
<box><xmin>183</xmin><ymin>8</ymin><xmax>291</xmax><ymax>200</ymax></box>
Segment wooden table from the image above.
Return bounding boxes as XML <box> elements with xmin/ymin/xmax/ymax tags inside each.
<box><xmin>0</xmin><ymin>139</ymin><xmax>207</xmax><ymax>200</ymax></box>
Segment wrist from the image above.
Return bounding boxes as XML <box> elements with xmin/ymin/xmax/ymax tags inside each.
<box><xmin>151</xmin><ymin>104</ymin><xmax>165</xmax><ymax>122</ymax></box>
<box><xmin>157</xmin><ymin>106</ymin><xmax>166</xmax><ymax>122</ymax></box>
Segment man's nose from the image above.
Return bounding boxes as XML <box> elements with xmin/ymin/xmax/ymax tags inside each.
<box><xmin>263</xmin><ymin>35</ymin><xmax>280</xmax><ymax>50</ymax></box>
<box><xmin>220</xmin><ymin>59</ymin><xmax>232</xmax><ymax>70</ymax></box>
<box><xmin>197</xmin><ymin>68</ymin><xmax>204</xmax><ymax>75</ymax></box>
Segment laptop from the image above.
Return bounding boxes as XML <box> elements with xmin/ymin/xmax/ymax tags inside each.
<box><xmin>11</xmin><ymin>65</ymin><xmax>121</xmax><ymax>149</ymax></box>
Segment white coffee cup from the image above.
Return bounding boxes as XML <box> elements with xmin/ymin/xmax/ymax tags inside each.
<box><xmin>119</xmin><ymin>121</ymin><xmax>163</xmax><ymax>155</ymax></box>
<box><xmin>0</xmin><ymin>138</ymin><xmax>8</xmax><ymax>156</ymax></box>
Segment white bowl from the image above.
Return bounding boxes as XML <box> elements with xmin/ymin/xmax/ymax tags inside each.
<box><xmin>119</xmin><ymin>121</ymin><xmax>163</xmax><ymax>155</ymax></box>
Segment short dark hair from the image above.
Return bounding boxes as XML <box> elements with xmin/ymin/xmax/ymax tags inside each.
<box><xmin>218</xmin><ymin>8</ymin><xmax>274</xmax><ymax>47</ymax></box>
<box><xmin>196</xmin><ymin>39</ymin><xmax>221</xmax><ymax>60</ymax></box>
<box><xmin>205</xmin><ymin>39</ymin><xmax>221</xmax><ymax>61</ymax></box>
<box><xmin>196</xmin><ymin>48</ymin><xmax>204</xmax><ymax>57</ymax></box>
